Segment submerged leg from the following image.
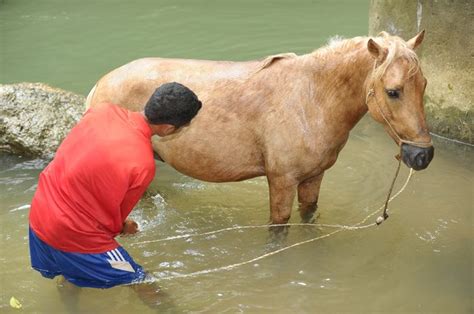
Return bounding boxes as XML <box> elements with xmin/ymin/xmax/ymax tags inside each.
<box><xmin>267</xmin><ymin>175</ymin><xmax>298</xmax><ymax>231</ymax></box>
<box><xmin>130</xmin><ymin>274</ymin><xmax>167</xmax><ymax>308</ymax></box>
<box><xmin>56</xmin><ymin>275</ymin><xmax>81</xmax><ymax>312</ymax></box>
<box><xmin>297</xmin><ymin>173</ymin><xmax>324</xmax><ymax>223</ymax></box>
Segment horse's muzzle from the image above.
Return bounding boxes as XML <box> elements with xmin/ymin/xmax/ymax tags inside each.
<box><xmin>401</xmin><ymin>144</ymin><xmax>434</xmax><ymax>170</ymax></box>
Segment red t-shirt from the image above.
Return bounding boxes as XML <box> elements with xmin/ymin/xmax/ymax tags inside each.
<box><xmin>29</xmin><ymin>103</ymin><xmax>156</xmax><ymax>253</ymax></box>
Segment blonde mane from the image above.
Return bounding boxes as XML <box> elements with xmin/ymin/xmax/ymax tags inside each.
<box><xmin>251</xmin><ymin>33</ymin><xmax>421</xmax><ymax>82</ymax></box>
<box><xmin>309</xmin><ymin>33</ymin><xmax>420</xmax><ymax>79</ymax></box>
<box><xmin>370</xmin><ymin>32</ymin><xmax>421</xmax><ymax>80</ymax></box>
<box><xmin>310</xmin><ymin>35</ymin><xmax>367</xmax><ymax>60</ymax></box>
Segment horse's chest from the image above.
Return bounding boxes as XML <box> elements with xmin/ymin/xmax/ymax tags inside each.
<box><xmin>292</xmin><ymin>136</ymin><xmax>347</xmax><ymax>177</ymax></box>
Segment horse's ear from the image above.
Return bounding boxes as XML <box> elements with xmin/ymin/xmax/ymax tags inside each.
<box><xmin>407</xmin><ymin>30</ymin><xmax>425</xmax><ymax>50</ymax></box>
<box><xmin>367</xmin><ymin>39</ymin><xmax>388</xmax><ymax>62</ymax></box>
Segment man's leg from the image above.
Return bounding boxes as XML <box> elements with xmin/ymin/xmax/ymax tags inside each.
<box><xmin>29</xmin><ymin>227</ymin><xmax>62</xmax><ymax>279</ymax></box>
<box><xmin>54</xmin><ymin>246</ymin><xmax>165</xmax><ymax>308</ymax></box>
<box><xmin>104</xmin><ymin>247</ymin><xmax>166</xmax><ymax>308</ymax></box>
<box><xmin>129</xmin><ymin>272</ymin><xmax>166</xmax><ymax>307</ymax></box>
<box><xmin>29</xmin><ymin>228</ymin><xmax>81</xmax><ymax>310</ymax></box>
<box><xmin>56</xmin><ymin>275</ymin><xmax>82</xmax><ymax>311</ymax></box>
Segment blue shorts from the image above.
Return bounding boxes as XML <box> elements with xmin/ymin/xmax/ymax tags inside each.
<box><xmin>29</xmin><ymin>227</ymin><xmax>146</xmax><ymax>288</ymax></box>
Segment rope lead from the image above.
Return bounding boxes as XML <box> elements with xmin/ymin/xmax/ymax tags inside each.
<box><xmin>377</xmin><ymin>149</ymin><xmax>403</xmax><ymax>225</ymax></box>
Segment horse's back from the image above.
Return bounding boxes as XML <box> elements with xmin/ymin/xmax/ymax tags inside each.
<box><xmin>88</xmin><ymin>57</ymin><xmax>259</xmax><ymax>111</ymax></box>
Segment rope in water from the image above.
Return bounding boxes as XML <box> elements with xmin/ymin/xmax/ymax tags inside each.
<box><xmin>155</xmin><ymin>228</ymin><xmax>345</xmax><ymax>281</ymax></box>
<box><xmin>132</xmin><ymin>166</ymin><xmax>414</xmax><ymax>281</ymax></box>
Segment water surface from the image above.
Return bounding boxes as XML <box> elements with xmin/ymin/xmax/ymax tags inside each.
<box><xmin>1</xmin><ymin>0</ymin><xmax>473</xmax><ymax>313</ymax></box>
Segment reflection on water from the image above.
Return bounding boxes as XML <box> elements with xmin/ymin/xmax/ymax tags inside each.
<box><xmin>1</xmin><ymin>0</ymin><xmax>473</xmax><ymax>313</ymax></box>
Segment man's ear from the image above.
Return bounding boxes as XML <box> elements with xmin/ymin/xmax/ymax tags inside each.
<box><xmin>151</xmin><ymin>123</ymin><xmax>176</xmax><ymax>136</ymax></box>
<box><xmin>156</xmin><ymin>124</ymin><xmax>177</xmax><ymax>136</ymax></box>
<box><xmin>164</xmin><ymin>124</ymin><xmax>177</xmax><ymax>135</ymax></box>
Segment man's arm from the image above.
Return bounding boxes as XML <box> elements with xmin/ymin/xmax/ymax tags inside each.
<box><xmin>119</xmin><ymin>166</ymin><xmax>155</xmax><ymax>235</ymax></box>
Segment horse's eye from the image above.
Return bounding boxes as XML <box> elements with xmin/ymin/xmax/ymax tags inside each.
<box><xmin>386</xmin><ymin>89</ymin><xmax>400</xmax><ymax>99</ymax></box>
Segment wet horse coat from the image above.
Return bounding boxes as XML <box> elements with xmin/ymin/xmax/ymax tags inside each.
<box><xmin>86</xmin><ymin>32</ymin><xmax>433</xmax><ymax>224</ymax></box>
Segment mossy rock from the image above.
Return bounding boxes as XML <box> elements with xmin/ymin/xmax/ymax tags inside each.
<box><xmin>0</xmin><ymin>83</ymin><xmax>85</xmax><ymax>158</ymax></box>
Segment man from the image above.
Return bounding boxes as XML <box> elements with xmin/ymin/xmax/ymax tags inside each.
<box><xmin>29</xmin><ymin>82</ymin><xmax>202</xmax><ymax>292</ymax></box>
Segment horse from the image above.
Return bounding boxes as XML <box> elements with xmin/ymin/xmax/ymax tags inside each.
<box><xmin>85</xmin><ymin>31</ymin><xmax>434</xmax><ymax>225</ymax></box>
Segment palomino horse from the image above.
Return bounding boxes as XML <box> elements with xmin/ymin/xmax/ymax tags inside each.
<box><xmin>86</xmin><ymin>31</ymin><xmax>434</xmax><ymax>225</ymax></box>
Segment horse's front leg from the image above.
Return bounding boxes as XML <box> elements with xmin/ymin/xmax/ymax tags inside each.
<box><xmin>297</xmin><ymin>172</ymin><xmax>324</xmax><ymax>223</ymax></box>
<box><xmin>267</xmin><ymin>175</ymin><xmax>298</xmax><ymax>225</ymax></box>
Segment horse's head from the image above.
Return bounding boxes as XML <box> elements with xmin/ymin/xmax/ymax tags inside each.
<box><xmin>365</xmin><ymin>31</ymin><xmax>434</xmax><ymax>170</ymax></box>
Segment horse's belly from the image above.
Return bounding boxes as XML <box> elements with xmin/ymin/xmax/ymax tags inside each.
<box><xmin>153</xmin><ymin>136</ymin><xmax>265</xmax><ymax>183</ymax></box>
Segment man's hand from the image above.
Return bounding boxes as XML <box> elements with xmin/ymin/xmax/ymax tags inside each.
<box><xmin>121</xmin><ymin>219</ymin><xmax>139</xmax><ymax>235</ymax></box>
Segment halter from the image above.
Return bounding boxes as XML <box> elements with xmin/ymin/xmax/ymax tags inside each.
<box><xmin>365</xmin><ymin>58</ymin><xmax>433</xmax><ymax>149</ymax></box>
<box><xmin>364</xmin><ymin>61</ymin><xmax>432</xmax><ymax>224</ymax></box>
<box><xmin>365</xmin><ymin>88</ymin><xmax>433</xmax><ymax>148</ymax></box>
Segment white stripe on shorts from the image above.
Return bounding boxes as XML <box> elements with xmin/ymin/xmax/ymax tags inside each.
<box><xmin>114</xmin><ymin>249</ymin><xmax>126</xmax><ymax>262</ymax></box>
<box><xmin>110</xmin><ymin>250</ymin><xmax>120</xmax><ymax>261</ymax></box>
<box><xmin>107</xmin><ymin>251</ymin><xmax>116</xmax><ymax>261</ymax></box>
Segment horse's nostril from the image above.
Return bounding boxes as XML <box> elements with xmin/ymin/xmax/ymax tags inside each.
<box><xmin>401</xmin><ymin>144</ymin><xmax>434</xmax><ymax>170</ymax></box>
<box><xmin>416</xmin><ymin>153</ymin><xmax>425</xmax><ymax>167</ymax></box>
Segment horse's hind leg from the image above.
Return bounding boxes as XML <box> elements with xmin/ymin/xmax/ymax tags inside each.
<box><xmin>298</xmin><ymin>172</ymin><xmax>324</xmax><ymax>223</ymax></box>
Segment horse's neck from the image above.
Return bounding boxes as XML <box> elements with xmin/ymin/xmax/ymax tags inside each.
<box><xmin>309</xmin><ymin>40</ymin><xmax>373</xmax><ymax>131</ymax></box>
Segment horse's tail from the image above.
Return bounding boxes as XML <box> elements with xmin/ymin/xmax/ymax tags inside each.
<box><xmin>84</xmin><ymin>83</ymin><xmax>98</xmax><ymax>110</ymax></box>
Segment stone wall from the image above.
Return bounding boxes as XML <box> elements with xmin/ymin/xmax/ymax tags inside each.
<box><xmin>369</xmin><ymin>0</ymin><xmax>473</xmax><ymax>143</ymax></box>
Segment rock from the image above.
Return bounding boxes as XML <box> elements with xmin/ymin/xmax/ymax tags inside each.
<box><xmin>0</xmin><ymin>83</ymin><xmax>85</xmax><ymax>158</ymax></box>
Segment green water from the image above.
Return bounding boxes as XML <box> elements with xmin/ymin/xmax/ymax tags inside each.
<box><xmin>1</xmin><ymin>0</ymin><xmax>368</xmax><ymax>94</ymax></box>
<box><xmin>1</xmin><ymin>0</ymin><xmax>473</xmax><ymax>313</ymax></box>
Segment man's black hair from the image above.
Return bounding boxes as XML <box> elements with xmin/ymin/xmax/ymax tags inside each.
<box><xmin>144</xmin><ymin>82</ymin><xmax>202</xmax><ymax>127</ymax></box>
